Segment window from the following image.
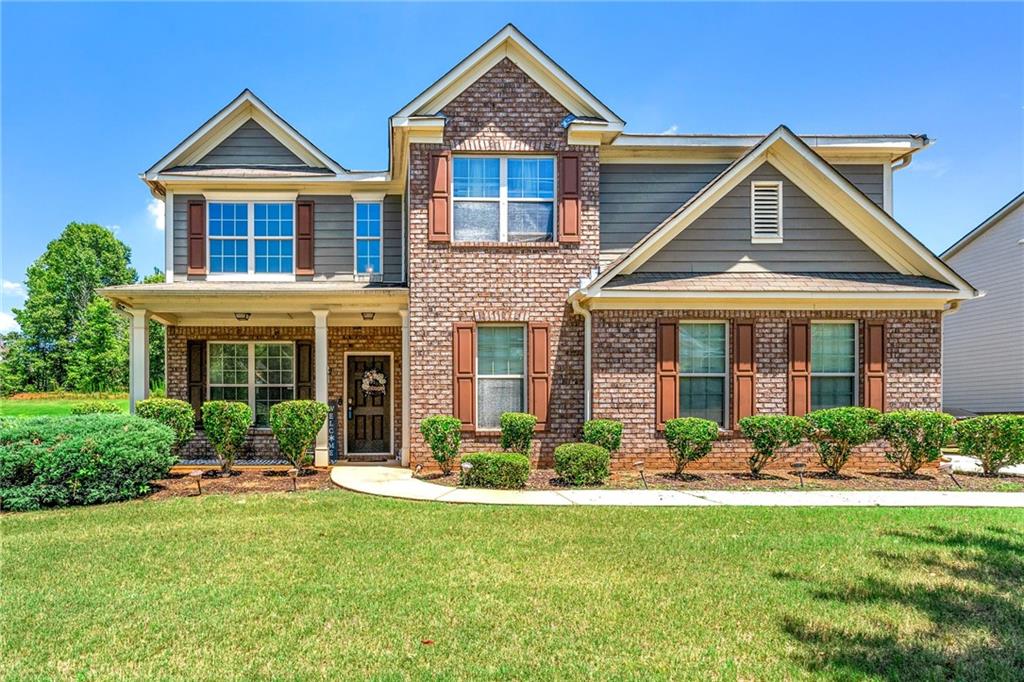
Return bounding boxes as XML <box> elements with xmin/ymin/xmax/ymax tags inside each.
<box><xmin>355</xmin><ymin>202</ymin><xmax>382</xmax><ymax>276</ymax></box>
<box><xmin>208</xmin><ymin>342</ymin><xmax>295</xmax><ymax>427</ymax></box>
<box><xmin>476</xmin><ymin>325</ymin><xmax>526</xmax><ymax>429</ymax></box>
<box><xmin>208</xmin><ymin>201</ymin><xmax>294</xmax><ymax>276</ymax></box>
<box><xmin>453</xmin><ymin>156</ymin><xmax>554</xmax><ymax>242</ymax></box>
<box><xmin>679</xmin><ymin>322</ymin><xmax>727</xmax><ymax>426</ymax></box>
<box><xmin>751</xmin><ymin>181</ymin><xmax>783</xmax><ymax>242</ymax></box>
<box><xmin>811</xmin><ymin>322</ymin><xmax>857</xmax><ymax>410</ymax></box>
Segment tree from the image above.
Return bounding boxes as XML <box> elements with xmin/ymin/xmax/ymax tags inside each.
<box><xmin>142</xmin><ymin>269</ymin><xmax>166</xmax><ymax>390</ymax></box>
<box><xmin>67</xmin><ymin>297</ymin><xmax>129</xmax><ymax>392</ymax></box>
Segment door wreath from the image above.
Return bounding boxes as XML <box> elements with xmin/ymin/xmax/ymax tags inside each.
<box><xmin>360</xmin><ymin>369</ymin><xmax>387</xmax><ymax>396</ymax></box>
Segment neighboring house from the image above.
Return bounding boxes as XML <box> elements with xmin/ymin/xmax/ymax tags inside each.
<box><xmin>102</xmin><ymin>25</ymin><xmax>977</xmax><ymax>470</ymax></box>
<box><xmin>941</xmin><ymin>192</ymin><xmax>1024</xmax><ymax>414</ymax></box>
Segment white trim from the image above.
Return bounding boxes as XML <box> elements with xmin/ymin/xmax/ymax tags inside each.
<box><xmin>677</xmin><ymin>320</ymin><xmax>729</xmax><ymax>428</ymax></box>
<box><xmin>809</xmin><ymin>320</ymin><xmax>859</xmax><ymax>410</ymax></box>
<box><xmin>882</xmin><ymin>162</ymin><xmax>893</xmax><ymax>215</ymax></box>
<box><xmin>206</xmin><ymin>198</ymin><xmax>298</xmax><ymax>281</ymax></box>
<box><xmin>611</xmin><ymin>134</ymin><xmax>928</xmax><ymax>153</ymax></box>
<box><xmin>451</xmin><ymin>155</ymin><xmax>557</xmax><ymax>243</ymax></box>
<box><xmin>163</xmin><ymin>191</ymin><xmax>174</xmax><ymax>283</ymax></box>
<box><xmin>342</xmin><ymin>351</ymin><xmax>397</xmax><ymax>459</ymax></box>
<box><xmin>750</xmin><ymin>180</ymin><xmax>783</xmax><ymax>242</ymax></box>
<box><xmin>474</xmin><ymin>323</ymin><xmax>528</xmax><ymax>432</ymax></box>
<box><xmin>207</xmin><ymin>340</ymin><xmax>296</xmax><ymax>426</ymax></box>
<box><xmin>203</xmin><ymin>190</ymin><xmax>298</xmax><ymax>202</ymax></box>
<box><xmin>353</xmin><ymin>199</ymin><xmax>384</xmax><ymax>279</ymax></box>
<box><xmin>351</xmin><ymin>191</ymin><xmax>386</xmax><ymax>202</ymax></box>
<box><xmin>313</xmin><ymin>310</ymin><xmax>329</xmax><ymax>467</ymax></box>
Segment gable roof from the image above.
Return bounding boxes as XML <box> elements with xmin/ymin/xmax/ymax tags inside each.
<box><xmin>941</xmin><ymin>190</ymin><xmax>1024</xmax><ymax>260</ymax></box>
<box><xmin>392</xmin><ymin>24</ymin><xmax>624</xmax><ymax>127</ymax></box>
<box><xmin>579</xmin><ymin>125</ymin><xmax>977</xmax><ymax>300</ymax></box>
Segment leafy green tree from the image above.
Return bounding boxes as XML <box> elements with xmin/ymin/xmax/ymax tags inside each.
<box><xmin>142</xmin><ymin>269</ymin><xmax>165</xmax><ymax>390</ymax></box>
<box><xmin>67</xmin><ymin>297</ymin><xmax>129</xmax><ymax>392</ymax></box>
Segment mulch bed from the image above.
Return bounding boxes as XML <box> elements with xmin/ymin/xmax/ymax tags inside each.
<box><xmin>148</xmin><ymin>468</ymin><xmax>335</xmax><ymax>500</ymax></box>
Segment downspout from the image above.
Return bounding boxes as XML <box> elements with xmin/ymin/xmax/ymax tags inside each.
<box><xmin>571</xmin><ymin>298</ymin><xmax>592</xmax><ymax>421</ymax></box>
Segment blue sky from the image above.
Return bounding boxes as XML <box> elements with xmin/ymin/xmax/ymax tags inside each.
<box><xmin>2</xmin><ymin>2</ymin><xmax>1021</xmax><ymax>331</ymax></box>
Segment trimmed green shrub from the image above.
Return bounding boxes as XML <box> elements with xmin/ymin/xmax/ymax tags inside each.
<box><xmin>879</xmin><ymin>410</ymin><xmax>955</xmax><ymax>475</ymax></box>
<box><xmin>500</xmin><ymin>412</ymin><xmax>537</xmax><ymax>455</ymax></box>
<box><xmin>201</xmin><ymin>401</ymin><xmax>252</xmax><ymax>474</ymax></box>
<box><xmin>0</xmin><ymin>414</ymin><xmax>175</xmax><ymax>511</ymax></box>
<box><xmin>805</xmin><ymin>407</ymin><xmax>881</xmax><ymax>475</ymax></box>
<box><xmin>554</xmin><ymin>442</ymin><xmax>610</xmax><ymax>485</ymax></box>
<box><xmin>664</xmin><ymin>418</ymin><xmax>719</xmax><ymax>475</ymax></box>
<box><xmin>70</xmin><ymin>400</ymin><xmax>122</xmax><ymax>415</ymax></box>
<box><xmin>419</xmin><ymin>415</ymin><xmax>462</xmax><ymax>475</ymax></box>
<box><xmin>955</xmin><ymin>414</ymin><xmax>1024</xmax><ymax>475</ymax></box>
<box><xmin>270</xmin><ymin>400</ymin><xmax>329</xmax><ymax>470</ymax></box>
<box><xmin>582</xmin><ymin>419</ymin><xmax>623</xmax><ymax>454</ymax></box>
<box><xmin>136</xmin><ymin>398</ymin><xmax>195</xmax><ymax>455</ymax></box>
<box><xmin>460</xmin><ymin>451</ymin><xmax>530</xmax><ymax>489</ymax></box>
<box><xmin>738</xmin><ymin>415</ymin><xmax>808</xmax><ymax>475</ymax></box>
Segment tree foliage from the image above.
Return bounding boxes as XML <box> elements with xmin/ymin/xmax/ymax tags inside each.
<box><xmin>67</xmin><ymin>297</ymin><xmax>129</xmax><ymax>393</ymax></box>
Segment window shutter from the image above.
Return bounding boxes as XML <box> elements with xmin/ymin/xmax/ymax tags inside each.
<box><xmin>557</xmin><ymin>151</ymin><xmax>581</xmax><ymax>243</ymax></box>
<box><xmin>187</xmin><ymin>340</ymin><xmax>207</xmax><ymax>425</ymax></box>
<box><xmin>187</xmin><ymin>200</ymin><xmax>206</xmax><ymax>275</ymax></box>
<box><xmin>527</xmin><ymin>322</ymin><xmax>551</xmax><ymax>431</ymax></box>
<box><xmin>788</xmin><ymin>319</ymin><xmax>811</xmax><ymax>416</ymax></box>
<box><xmin>655</xmin><ymin>318</ymin><xmax>679</xmax><ymax>430</ymax></box>
<box><xmin>862</xmin><ymin>320</ymin><xmax>886</xmax><ymax>411</ymax></box>
<box><xmin>295</xmin><ymin>340</ymin><xmax>313</xmax><ymax>400</ymax></box>
<box><xmin>452</xmin><ymin>322</ymin><xmax>476</xmax><ymax>430</ymax></box>
<box><xmin>732</xmin><ymin>319</ymin><xmax>756</xmax><ymax>428</ymax></box>
<box><xmin>751</xmin><ymin>181</ymin><xmax>782</xmax><ymax>240</ymax></box>
<box><xmin>296</xmin><ymin>201</ymin><xmax>315</xmax><ymax>275</ymax></box>
<box><xmin>428</xmin><ymin>151</ymin><xmax>452</xmax><ymax>242</ymax></box>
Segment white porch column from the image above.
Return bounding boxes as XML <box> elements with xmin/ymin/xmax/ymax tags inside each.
<box><xmin>399</xmin><ymin>309</ymin><xmax>411</xmax><ymax>466</ymax></box>
<box><xmin>313</xmin><ymin>310</ymin><xmax>330</xmax><ymax>466</ymax></box>
<box><xmin>128</xmin><ymin>309</ymin><xmax>150</xmax><ymax>413</ymax></box>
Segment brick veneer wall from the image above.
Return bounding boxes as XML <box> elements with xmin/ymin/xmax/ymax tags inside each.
<box><xmin>591</xmin><ymin>309</ymin><xmax>942</xmax><ymax>471</ymax></box>
<box><xmin>166</xmin><ymin>325</ymin><xmax>402</xmax><ymax>461</ymax></box>
<box><xmin>406</xmin><ymin>58</ymin><xmax>600</xmax><ymax>469</ymax></box>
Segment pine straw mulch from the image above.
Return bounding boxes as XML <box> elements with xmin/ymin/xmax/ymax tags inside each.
<box><xmin>148</xmin><ymin>468</ymin><xmax>335</xmax><ymax>500</ymax></box>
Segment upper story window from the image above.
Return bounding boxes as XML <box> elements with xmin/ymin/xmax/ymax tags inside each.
<box><xmin>679</xmin><ymin>322</ymin><xmax>727</xmax><ymax>426</ymax></box>
<box><xmin>750</xmin><ymin>181</ymin><xmax>783</xmax><ymax>243</ymax></box>
<box><xmin>209</xmin><ymin>201</ymin><xmax>294</xmax><ymax>276</ymax></box>
<box><xmin>476</xmin><ymin>324</ymin><xmax>526</xmax><ymax>429</ymax></box>
<box><xmin>355</xmin><ymin>201</ymin><xmax>383</xmax><ymax>276</ymax></box>
<box><xmin>453</xmin><ymin>156</ymin><xmax>555</xmax><ymax>243</ymax></box>
<box><xmin>810</xmin><ymin>322</ymin><xmax>857</xmax><ymax>410</ymax></box>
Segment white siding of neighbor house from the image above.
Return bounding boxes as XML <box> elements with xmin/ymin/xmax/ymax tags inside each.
<box><xmin>943</xmin><ymin>201</ymin><xmax>1024</xmax><ymax>413</ymax></box>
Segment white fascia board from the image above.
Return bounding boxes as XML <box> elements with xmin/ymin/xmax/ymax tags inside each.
<box><xmin>612</xmin><ymin>134</ymin><xmax>926</xmax><ymax>150</ymax></box>
<box><xmin>155</xmin><ymin>171</ymin><xmax>391</xmax><ymax>184</ymax></box>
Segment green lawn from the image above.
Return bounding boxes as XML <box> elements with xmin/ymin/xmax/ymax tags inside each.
<box><xmin>3</xmin><ymin>492</ymin><xmax>1022</xmax><ymax>680</ymax></box>
<box><xmin>0</xmin><ymin>397</ymin><xmax>128</xmax><ymax>417</ymax></box>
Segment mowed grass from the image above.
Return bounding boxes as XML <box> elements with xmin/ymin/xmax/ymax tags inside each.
<box><xmin>0</xmin><ymin>397</ymin><xmax>128</xmax><ymax>417</ymax></box>
<box><xmin>3</xmin><ymin>492</ymin><xmax>1022</xmax><ymax>680</ymax></box>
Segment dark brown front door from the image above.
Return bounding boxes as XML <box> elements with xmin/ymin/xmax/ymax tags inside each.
<box><xmin>347</xmin><ymin>355</ymin><xmax>391</xmax><ymax>455</ymax></box>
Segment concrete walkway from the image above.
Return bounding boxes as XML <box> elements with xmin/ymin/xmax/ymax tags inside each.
<box><xmin>331</xmin><ymin>466</ymin><xmax>1024</xmax><ymax>508</ymax></box>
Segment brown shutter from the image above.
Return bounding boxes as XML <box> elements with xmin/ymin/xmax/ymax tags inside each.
<box><xmin>295</xmin><ymin>340</ymin><xmax>313</xmax><ymax>400</ymax></box>
<box><xmin>428</xmin><ymin>151</ymin><xmax>452</xmax><ymax>242</ymax></box>
<box><xmin>527</xmin><ymin>322</ymin><xmax>551</xmax><ymax>431</ymax></box>
<box><xmin>732</xmin><ymin>319</ymin><xmax>756</xmax><ymax>428</ymax></box>
<box><xmin>655</xmin><ymin>318</ymin><xmax>679</xmax><ymax>430</ymax></box>
<box><xmin>452</xmin><ymin>322</ymin><xmax>476</xmax><ymax>430</ymax></box>
<box><xmin>187</xmin><ymin>200</ymin><xmax>206</xmax><ymax>275</ymax></box>
<box><xmin>296</xmin><ymin>201</ymin><xmax>315</xmax><ymax>275</ymax></box>
<box><xmin>557</xmin><ymin>151</ymin><xmax>581</xmax><ymax>243</ymax></box>
<box><xmin>862</xmin><ymin>320</ymin><xmax>887</xmax><ymax>411</ymax></box>
<box><xmin>186</xmin><ymin>340</ymin><xmax>207</xmax><ymax>425</ymax></box>
<box><xmin>788</xmin><ymin>319</ymin><xmax>812</xmax><ymax>416</ymax></box>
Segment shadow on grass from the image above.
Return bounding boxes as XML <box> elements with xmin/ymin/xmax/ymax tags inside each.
<box><xmin>774</xmin><ymin>524</ymin><xmax>1024</xmax><ymax>680</ymax></box>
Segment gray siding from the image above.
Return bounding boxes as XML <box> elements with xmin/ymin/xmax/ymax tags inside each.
<box><xmin>636</xmin><ymin>162</ymin><xmax>895</xmax><ymax>273</ymax></box>
<box><xmin>943</xmin><ymin>201</ymin><xmax>1024</xmax><ymax>412</ymax></box>
<box><xmin>834</xmin><ymin>164</ymin><xmax>884</xmax><ymax>208</ymax></box>
<box><xmin>198</xmin><ymin>119</ymin><xmax>307</xmax><ymax>167</ymax></box>
<box><xmin>172</xmin><ymin>194</ymin><xmax>203</xmax><ymax>279</ymax></box>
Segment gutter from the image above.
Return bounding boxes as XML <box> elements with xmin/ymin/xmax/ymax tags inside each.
<box><xmin>570</xmin><ymin>298</ymin><xmax>592</xmax><ymax>422</ymax></box>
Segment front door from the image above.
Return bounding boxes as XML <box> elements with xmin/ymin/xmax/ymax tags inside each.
<box><xmin>346</xmin><ymin>355</ymin><xmax>391</xmax><ymax>456</ymax></box>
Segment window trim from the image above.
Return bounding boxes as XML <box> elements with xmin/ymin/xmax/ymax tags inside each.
<box><xmin>206</xmin><ymin>199</ymin><xmax>297</xmax><ymax>282</ymax></box>
<box><xmin>678</xmin><ymin>320</ymin><xmax>730</xmax><ymax>428</ymax></box>
<box><xmin>474</xmin><ymin>323</ymin><xmax>528</xmax><ymax>432</ymax></box>
<box><xmin>207</xmin><ymin>341</ymin><xmax>296</xmax><ymax>427</ymax></box>
<box><xmin>353</xmin><ymin>199</ymin><xmax>384</xmax><ymax>280</ymax></box>
<box><xmin>750</xmin><ymin>180</ymin><xmax>783</xmax><ymax>244</ymax></box>
<box><xmin>809</xmin><ymin>320</ymin><xmax>859</xmax><ymax>410</ymax></box>
<box><xmin>451</xmin><ymin>155</ymin><xmax>557</xmax><ymax>243</ymax></box>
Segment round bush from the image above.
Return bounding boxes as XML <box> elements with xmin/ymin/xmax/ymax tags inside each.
<box><xmin>459</xmin><ymin>451</ymin><xmax>530</xmax><ymax>489</ymax></box>
<box><xmin>582</xmin><ymin>419</ymin><xmax>623</xmax><ymax>454</ymax></box>
<box><xmin>136</xmin><ymin>397</ymin><xmax>195</xmax><ymax>455</ymax></box>
<box><xmin>954</xmin><ymin>414</ymin><xmax>1024</xmax><ymax>475</ymax></box>
<box><xmin>664</xmin><ymin>418</ymin><xmax>719</xmax><ymax>474</ymax></box>
<box><xmin>878</xmin><ymin>410</ymin><xmax>955</xmax><ymax>475</ymax></box>
<box><xmin>201</xmin><ymin>401</ymin><xmax>252</xmax><ymax>474</ymax></box>
<box><xmin>738</xmin><ymin>415</ymin><xmax>808</xmax><ymax>475</ymax></box>
<box><xmin>554</xmin><ymin>442</ymin><xmax>610</xmax><ymax>486</ymax></box>
<box><xmin>499</xmin><ymin>412</ymin><xmax>537</xmax><ymax>455</ymax></box>
<box><xmin>70</xmin><ymin>400</ymin><xmax>123</xmax><ymax>415</ymax></box>
<box><xmin>270</xmin><ymin>400</ymin><xmax>330</xmax><ymax>470</ymax></box>
<box><xmin>419</xmin><ymin>415</ymin><xmax>462</xmax><ymax>475</ymax></box>
<box><xmin>805</xmin><ymin>407</ymin><xmax>881</xmax><ymax>475</ymax></box>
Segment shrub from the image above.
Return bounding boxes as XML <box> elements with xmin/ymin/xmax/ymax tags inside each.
<box><xmin>805</xmin><ymin>407</ymin><xmax>881</xmax><ymax>475</ymax></box>
<box><xmin>270</xmin><ymin>401</ymin><xmax>330</xmax><ymax>471</ymax></box>
<box><xmin>0</xmin><ymin>414</ymin><xmax>175</xmax><ymax>512</ymax></box>
<box><xmin>419</xmin><ymin>415</ymin><xmax>462</xmax><ymax>475</ymax></box>
<box><xmin>955</xmin><ymin>414</ymin><xmax>1024</xmax><ymax>475</ymax></box>
<box><xmin>878</xmin><ymin>410</ymin><xmax>956</xmax><ymax>475</ymax></box>
<box><xmin>70</xmin><ymin>400</ymin><xmax>122</xmax><ymax>415</ymax></box>
<box><xmin>136</xmin><ymin>398</ymin><xmax>195</xmax><ymax>455</ymax></box>
<box><xmin>201</xmin><ymin>401</ymin><xmax>252</xmax><ymax>474</ymax></box>
<box><xmin>582</xmin><ymin>419</ymin><xmax>623</xmax><ymax>454</ymax></box>
<box><xmin>554</xmin><ymin>442</ymin><xmax>610</xmax><ymax>485</ymax></box>
<box><xmin>500</xmin><ymin>412</ymin><xmax>537</xmax><ymax>455</ymax></box>
<box><xmin>738</xmin><ymin>415</ymin><xmax>808</xmax><ymax>475</ymax></box>
<box><xmin>664</xmin><ymin>418</ymin><xmax>719</xmax><ymax>475</ymax></box>
<box><xmin>459</xmin><ymin>452</ymin><xmax>530</xmax><ymax>489</ymax></box>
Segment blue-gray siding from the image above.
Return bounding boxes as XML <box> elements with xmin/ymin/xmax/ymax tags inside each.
<box><xmin>198</xmin><ymin>119</ymin><xmax>307</xmax><ymax>167</ymax></box>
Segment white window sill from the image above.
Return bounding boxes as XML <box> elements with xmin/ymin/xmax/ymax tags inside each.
<box><xmin>206</xmin><ymin>274</ymin><xmax>297</xmax><ymax>282</ymax></box>
<box><xmin>751</xmin><ymin>236</ymin><xmax>783</xmax><ymax>245</ymax></box>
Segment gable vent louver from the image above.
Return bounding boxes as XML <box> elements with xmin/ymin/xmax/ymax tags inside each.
<box><xmin>751</xmin><ymin>181</ymin><xmax>783</xmax><ymax>241</ymax></box>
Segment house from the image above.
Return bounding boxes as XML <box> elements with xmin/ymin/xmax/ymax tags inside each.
<box><xmin>941</xmin><ymin>192</ymin><xmax>1024</xmax><ymax>414</ymax></box>
<box><xmin>101</xmin><ymin>24</ymin><xmax>977</xmax><ymax>470</ymax></box>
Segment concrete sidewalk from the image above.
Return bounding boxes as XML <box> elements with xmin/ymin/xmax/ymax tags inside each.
<box><xmin>331</xmin><ymin>466</ymin><xmax>1024</xmax><ymax>508</ymax></box>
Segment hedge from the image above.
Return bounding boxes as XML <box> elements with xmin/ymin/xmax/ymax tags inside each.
<box><xmin>459</xmin><ymin>452</ymin><xmax>530</xmax><ymax>489</ymax></box>
<box><xmin>878</xmin><ymin>410</ymin><xmax>955</xmax><ymax>475</ymax></box>
<box><xmin>270</xmin><ymin>401</ymin><xmax>330</xmax><ymax>470</ymax></box>
<box><xmin>664</xmin><ymin>418</ymin><xmax>718</xmax><ymax>474</ymax></box>
<box><xmin>201</xmin><ymin>401</ymin><xmax>252</xmax><ymax>474</ymax></box>
<box><xmin>554</xmin><ymin>442</ymin><xmax>610</xmax><ymax>485</ymax></box>
<box><xmin>738</xmin><ymin>415</ymin><xmax>808</xmax><ymax>475</ymax></box>
<box><xmin>805</xmin><ymin>407</ymin><xmax>880</xmax><ymax>475</ymax></box>
<box><xmin>419</xmin><ymin>415</ymin><xmax>462</xmax><ymax>475</ymax></box>
<box><xmin>70</xmin><ymin>401</ymin><xmax>122</xmax><ymax>415</ymax></box>
<box><xmin>955</xmin><ymin>414</ymin><xmax>1024</xmax><ymax>475</ymax></box>
<box><xmin>499</xmin><ymin>412</ymin><xmax>537</xmax><ymax>455</ymax></box>
<box><xmin>582</xmin><ymin>419</ymin><xmax>623</xmax><ymax>454</ymax></box>
<box><xmin>136</xmin><ymin>398</ymin><xmax>195</xmax><ymax>455</ymax></box>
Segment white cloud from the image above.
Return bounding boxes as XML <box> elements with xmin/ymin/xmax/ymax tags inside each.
<box><xmin>661</xmin><ymin>124</ymin><xmax>679</xmax><ymax>135</ymax></box>
<box><xmin>148</xmin><ymin>198</ymin><xmax>165</xmax><ymax>231</ymax></box>
<box><xmin>2</xmin><ymin>280</ymin><xmax>26</xmax><ymax>299</ymax></box>
<box><xmin>0</xmin><ymin>311</ymin><xmax>19</xmax><ymax>334</ymax></box>
<box><xmin>107</xmin><ymin>224</ymin><xmax>122</xmax><ymax>235</ymax></box>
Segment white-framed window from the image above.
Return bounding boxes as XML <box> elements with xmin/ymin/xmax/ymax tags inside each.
<box><xmin>354</xmin><ymin>201</ymin><xmax>383</xmax><ymax>277</ymax></box>
<box><xmin>810</xmin><ymin>322</ymin><xmax>858</xmax><ymax>411</ymax></box>
<box><xmin>750</xmin><ymin>181</ymin><xmax>783</xmax><ymax>243</ymax></box>
<box><xmin>679</xmin><ymin>322</ymin><xmax>728</xmax><ymax>426</ymax></box>
<box><xmin>208</xmin><ymin>341</ymin><xmax>295</xmax><ymax>427</ymax></box>
<box><xmin>208</xmin><ymin>201</ymin><xmax>294</xmax><ymax>277</ymax></box>
<box><xmin>476</xmin><ymin>324</ymin><xmax>527</xmax><ymax>429</ymax></box>
<box><xmin>452</xmin><ymin>156</ymin><xmax>555</xmax><ymax>242</ymax></box>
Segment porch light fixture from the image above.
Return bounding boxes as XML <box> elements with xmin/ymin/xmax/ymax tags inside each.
<box><xmin>234</xmin><ymin>312</ymin><xmax>251</xmax><ymax>321</ymax></box>
<box><xmin>361</xmin><ymin>312</ymin><xmax>376</xmax><ymax>321</ymax></box>
<box><xmin>461</xmin><ymin>461</ymin><xmax>473</xmax><ymax>483</ymax></box>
